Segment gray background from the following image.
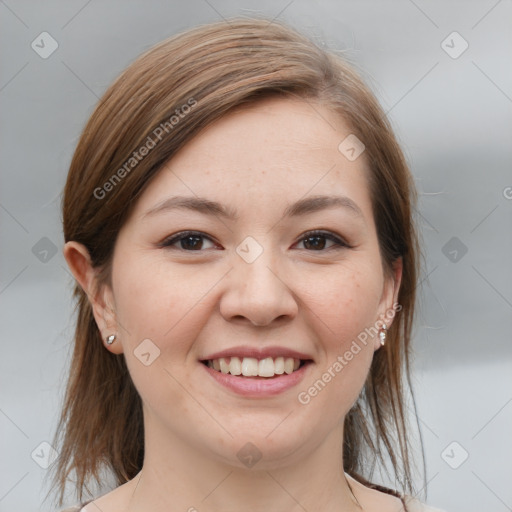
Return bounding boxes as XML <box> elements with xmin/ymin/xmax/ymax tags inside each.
<box><xmin>1</xmin><ymin>1</ymin><xmax>511</xmax><ymax>511</ymax></box>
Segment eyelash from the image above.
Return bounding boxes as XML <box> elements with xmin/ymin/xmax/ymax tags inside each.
<box><xmin>159</xmin><ymin>229</ymin><xmax>351</xmax><ymax>252</ymax></box>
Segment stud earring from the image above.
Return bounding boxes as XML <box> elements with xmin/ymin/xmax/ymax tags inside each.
<box><xmin>379</xmin><ymin>324</ymin><xmax>387</xmax><ymax>346</ymax></box>
<box><xmin>106</xmin><ymin>334</ymin><xmax>116</xmax><ymax>345</ymax></box>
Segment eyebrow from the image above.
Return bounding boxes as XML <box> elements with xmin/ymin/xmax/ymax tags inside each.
<box><xmin>142</xmin><ymin>194</ymin><xmax>364</xmax><ymax>221</ymax></box>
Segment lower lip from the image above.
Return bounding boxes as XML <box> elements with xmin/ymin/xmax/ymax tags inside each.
<box><xmin>201</xmin><ymin>361</ymin><xmax>311</xmax><ymax>397</ymax></box>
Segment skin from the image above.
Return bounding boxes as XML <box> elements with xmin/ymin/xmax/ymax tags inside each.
<box><xmin>65</xmin><ymin>97</ymin><xmax>403</xmax><ymax>512</ymax></box>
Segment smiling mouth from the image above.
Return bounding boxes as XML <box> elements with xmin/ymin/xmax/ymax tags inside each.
<box><xmin>201</xmin><ymin>356</ymin><xmax>310</xmax><ymax>378</ymax></box>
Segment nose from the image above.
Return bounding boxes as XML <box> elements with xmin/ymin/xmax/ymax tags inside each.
<box><xmin>219</xmin><ymin>248</ymin><xmax>298</xmax><ymax>327</ymax></box>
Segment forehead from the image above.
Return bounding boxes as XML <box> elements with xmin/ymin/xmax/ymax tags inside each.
<box><xmin>131</xmin><ymin>97</ymin><xmax>373</xmax><ymax>222</ymax></box>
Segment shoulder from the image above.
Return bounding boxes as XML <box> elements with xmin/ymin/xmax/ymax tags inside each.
<box><xmin>403</xmin><ymin>494</ymin><xmax>447</xmax><ymax>512</ymax></box>
<box><xmin>58</xmin><ymin>501</ymin><xmax>92</xmax><ymax>512</ymax></box>
<box><xmin>343</xmin><ymin>472</ymin><xmax>445</xmax><ymax>512</ymax></box>
<box><xmin>59</xmin><ymin>482</ymin><xmax>134</xmax><ymax>511</ymax></box>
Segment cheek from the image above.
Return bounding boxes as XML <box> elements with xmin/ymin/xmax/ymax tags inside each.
<box><xmin>112</xmin><ymin>252</ymin><xmax>211</xmax><ymax>346</ymax></box>
<box><xmin>306</xmin><ymin>262</ymin><xmax>383</xmax><ymax>344</ymax></box>
<box><xmin>296</xmin><ymin>264</ymin><xmax>382</xmax><ymax>410</ymax></box>
<box><xmin>110</xmin><ymin>254</ymin><xmax>206</xmax><ymax>416</ymax></box>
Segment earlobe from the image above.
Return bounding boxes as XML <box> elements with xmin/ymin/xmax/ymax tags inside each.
<box><xmin>382</xmin><ymin>257</ymin><xmax>403</xmax><ymax>317</ymax></box>
<box><xmin>63</xmin><ymin>241</ymin><xmax>123</xmax><ymax>354</ymax></box>
<box><xmin>390</xmin><ymin>257</ymin><xmax>403</xmax><ymax>308</ymax></box>
<box><xmin>375</xmin><ymin>257</ymin><xmax>403</xmax><ymax>350</ymax></box>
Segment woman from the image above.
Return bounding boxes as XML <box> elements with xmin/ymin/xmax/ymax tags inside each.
<box><xmin>51</xmin><ymin>18</ymin><xmax>445</xmax><ymax>512</ymax></box>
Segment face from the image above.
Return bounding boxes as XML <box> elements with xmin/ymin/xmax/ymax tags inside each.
<box><xmin>90</xmin><ymin>98</ymin><xmax>401</xmax><ymax>470</ymax></box>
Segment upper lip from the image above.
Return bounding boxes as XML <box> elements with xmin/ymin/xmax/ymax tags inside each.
<box><xmin>201</xmin><ymin>346</ymin><xmax>314</xmax><ymax>362</ymax></box>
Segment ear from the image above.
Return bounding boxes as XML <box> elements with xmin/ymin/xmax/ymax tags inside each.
<box><xmin>375</xmin><ymin>257</ymin><xmax>403</xmax><ymax>348</ymax></box>
<box><xmin>63</xmin><ymin>241</ymin><xmax>124</xmax><ymax>355</ymax></box>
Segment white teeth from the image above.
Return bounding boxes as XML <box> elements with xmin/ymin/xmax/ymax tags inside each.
<box><xmin>284</xmin><ymin>357</ymin><xmax>294</xmax><ymax>375</ymax></box>
<box><xmin>274</xmin><ymin>356</ymin><xmax>284</xmax><ymax>374</ymax></box>
<box><xmin>219</xmin><ymin>358</ymin><xmax>230</xmax><ymax>374</ymax></box>
<box><xmin>258</xmin><ymin>357</ymin><xmax>275</xmax><ymax>377</ymax></box>
<box><xmin>241</xmin><ymin>357</ymin><xmax>259</xmax><ymax>376</ymax></box>
<box><xmin>206</xmin><ymin>356</ymin><xmax>303</xmax><ymax>377</ymax></box>
<box><xmin>229</xmin><ymin>356</ymin><xmax>242</xmax><ymax>375</ymax></box>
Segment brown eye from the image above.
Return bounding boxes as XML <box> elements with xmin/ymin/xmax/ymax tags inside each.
<box><xmin>296</xmin><ymin>230</ymin><xmax>349</xmax><ymax>251</ymax></box>
<box><xmin>161</xmin><ymin>231</ymin><xmax>217</xmax><ymax>251</ymax></box>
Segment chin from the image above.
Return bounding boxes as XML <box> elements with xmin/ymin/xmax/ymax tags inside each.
<box><xmin>205</xmin><ymin>423</ymin><xmax>321</xmax><ymax>471</ymax></box>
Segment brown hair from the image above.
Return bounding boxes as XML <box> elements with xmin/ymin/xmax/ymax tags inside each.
<box><xmin>50</xmin><ymin>17</ymin><xmax>423</xmax><ymax>506</ymax></box>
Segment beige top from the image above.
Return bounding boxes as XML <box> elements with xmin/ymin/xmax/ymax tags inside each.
<box><xmin>404</xmin><ymin>495</ymin><xmax>447</xmax><ymax>511</ymax></box>
<box><xmin>60</xmin><ymin>495</ymin><xmax>446</xmax><ymax>511</ymax></box>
